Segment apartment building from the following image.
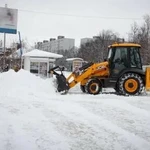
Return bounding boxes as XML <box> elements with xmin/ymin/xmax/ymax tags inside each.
<box><xmin>80</xmin><ymin>38</ymin><xmax>93</xmax><ymax>45</ymax></box>
<box><xmin>35</xmin><ymin>36</ymin><xmax>75</xmax><ymax>52</ymax></box>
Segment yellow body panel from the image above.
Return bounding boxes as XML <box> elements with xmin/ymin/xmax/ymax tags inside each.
<box><xmin>146</xmin><ymin>67</ymin><xmax>150</xmax><ymax>91</ymax></box>
<box><xmin>110</xmin><ymin>43</ymin><xmax>141</xmax><ymax>47</ymax></box>
<box><xmin>66</xmin><ymin>61</ymin><xmax>109</xmax><ymax>88</ymax></box>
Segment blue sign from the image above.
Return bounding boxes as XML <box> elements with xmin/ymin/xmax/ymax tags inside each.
<box><xmin>0</xmin><ymin>28</ymin><xmax>17</xmax><ymax>34</ymax></box>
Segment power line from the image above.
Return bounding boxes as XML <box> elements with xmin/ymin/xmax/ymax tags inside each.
<box><xmin>18</xmin><ymin>9</ymin><xmax>143</xmax><ymax>20</ymax></box>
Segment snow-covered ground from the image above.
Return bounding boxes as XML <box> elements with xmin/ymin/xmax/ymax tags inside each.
<box><xmin>0</xmin><ymin>70</ymin><xmax>150</xmax><ymax>150</ymax></box>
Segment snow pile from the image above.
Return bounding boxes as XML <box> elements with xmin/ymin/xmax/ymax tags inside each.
<box><xmin>0</xmin><ymin>70</ymin><xmax>70</xmax><ymax>150</ymax></box>
<box><xmin>0</xmin><ymin>69</ymin><xmax>150</xmax><ymax>150</ymax></box>
<box><xmin>22</xmin><ymin>49</ymin><xmax>63</xmax><ymax>58</ymax></box>
<box><xmin>0</xmin><ymin>69</ymin><xmax>56</xmax><ymax>97</ymax></box>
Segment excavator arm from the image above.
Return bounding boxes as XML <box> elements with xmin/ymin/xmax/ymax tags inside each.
<box><xmin>67</xmin><ymin>61</ymin><xmax>109</xmax><ymax>89</ymax></box>
<box><xmin>49</xmin><ymin>61</ymin><xmax>109</xmax><ymax>94</ymax></box>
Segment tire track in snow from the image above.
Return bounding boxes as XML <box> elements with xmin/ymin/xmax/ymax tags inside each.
<box><xmin>73</xmin><ymin>97</ymin><xmax>150</xmax><ymax>143</ymax></box>
<box><xmin>42</xmin><ymin>99</ymin><xmax>150</xmax><ymax>150</ymax></box>
<box><xmin>122</xmin><ymin>96</ymin><xmax>150</xmax><ymax>112</ymax></box>
<box><xmin>43</xmin><ymin>108</ymin><xmax>125</xmax><ymax>150</ymax></box>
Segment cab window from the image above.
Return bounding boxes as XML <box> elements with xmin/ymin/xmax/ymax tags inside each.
<box><xmin>129</xmin><ymin>47</ymin><xmax>142</xmax><ymax>69</ymax></box>
<box><xmin>110</xmin><ymin>47</ymin><xmax>128</xmax><ymax>77</ymax></box>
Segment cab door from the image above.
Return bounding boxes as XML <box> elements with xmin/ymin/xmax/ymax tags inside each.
<box><xmin>109</xmin><ymin>47</ymin><xmax>129</xmax><ymax>78</ymax></box>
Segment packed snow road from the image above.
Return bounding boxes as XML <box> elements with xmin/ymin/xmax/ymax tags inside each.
<box><xmin>0</xmin><ymin>70</ymin><xmax>150</xmax><ymax>150</ymax></box>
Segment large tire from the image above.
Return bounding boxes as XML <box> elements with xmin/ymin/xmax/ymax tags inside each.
<box><xmin>80</xmin><ymin>85</ymin><xmax>86</xmax><ymax>93</ymax></box>
<box><xmin>118</xmin><ymin>73</ymin><xmax>144</xmax><ymax>95</ymax></box>
<box><xmin>86</xmin><ymin>79</ymin><xmax>102</xmax><ymax>95</ymax></box>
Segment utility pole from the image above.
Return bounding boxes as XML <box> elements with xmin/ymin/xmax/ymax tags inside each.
<box><xmin>18</xmin><ymin>31</ymin><xmax>22</xmax><ymax>68</ymax></box>
<box><xmin>3</xmin><ymin>4</ymin><xmax>7</xmax><ymax>69</ymax></box>
<box><xmin>18</xmin><ymin>31</ymin><xmax>22</xmax><ymax>57</ymax></box>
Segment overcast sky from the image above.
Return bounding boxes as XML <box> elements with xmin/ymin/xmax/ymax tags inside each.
<box><xmin>0</xmin><ymin>0</ymin><xmax>150</xmax><ymax>47</ymax></box>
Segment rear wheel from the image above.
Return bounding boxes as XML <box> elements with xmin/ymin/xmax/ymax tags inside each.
<box><xmin>118</xmin><ymin>73</ymin><xmax>144</xmax><ymax>95</ymax></box>
<box><xmin>86</xmin><ymin>79</ymin><xmax>102</xmax><ymax>95</ymax></box>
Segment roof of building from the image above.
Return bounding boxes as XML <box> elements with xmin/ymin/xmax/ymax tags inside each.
<box><xmin>66</xmin><ymin>57</ymin><xmax>84</xmax><ymax>61</ymax></box>
<box><xmin>110</xmin><ymin>43</ymin><xmax>141</xmax><ymax>47</ymax></box>
<box><xmin>22</xmin><ymin>49</ymin><xmax>63</xmax><ymax>58</ymax></box>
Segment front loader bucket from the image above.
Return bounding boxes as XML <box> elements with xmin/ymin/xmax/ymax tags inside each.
<box><xmin>49</xmin><ymin>66</ymin><xmax>70</xmax><ymax>94</ymax></box>
<box><xmin>146</xmin><ymin>67</ymin><xmax>150</xmax><ymax>91</ymax></box>
<box><xmin>56</xmin><ymin>74</ymin><xmax>70</xmax><ymax>94</ymax></box>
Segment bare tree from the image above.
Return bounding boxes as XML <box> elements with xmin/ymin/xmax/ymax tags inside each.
<box><xmin>143</xmin><ymin>15</ymin><xmax>150</xmax><ymax>64</ymax></box>
<box><xmin>128</xmin><ymin>22</ymin><xmax>139</xmax><ymax>42</ymax></box>
<box><xmin>55</xmin><ymin>47</ymin><xmax>78</xmax><ymax>66</ymax></box>
<box><xmin>78</xmin><ymin>30</ymin><xmax>119</xmax><ymax>63</ymax></box>
<box><xmin>128</xmin><ymin>14</ymin><xmax>150</xmax><ymax>65</ymax></box>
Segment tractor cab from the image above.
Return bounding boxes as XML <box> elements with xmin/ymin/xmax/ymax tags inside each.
<box><xmin>107</xmin><ymin>43</ymin><xmax>143</xmax><ymax>78</ymax></box>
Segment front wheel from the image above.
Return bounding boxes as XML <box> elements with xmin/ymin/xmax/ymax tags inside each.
<box><xmin>118</xmin><ymin>73</ymin><xmax>144</xmax><ymax>95</ymax></box>
<box><xmin>80</xmin><ymin>85</ymin><xmax>86</xmax><ymax>93</ymax></box>
<box><xmin>86</xmin><ymin>79</ymin><xmax>102</xmax><ymax>95</ymax></box>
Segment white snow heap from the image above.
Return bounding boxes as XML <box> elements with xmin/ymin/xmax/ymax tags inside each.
<box><xmin>0</xmin><ymin>69</ymin><xmax>56</xmax><ymax>96</ymax></box>
<box><xmin>22</xmin><ymin>49</ymin><xmax>63</xmax><ymax>58</ymax></box>
<box><xmin>66</xmin><ymin>57</ymin><xmax>83</xmax><ymax>62</ymax></box>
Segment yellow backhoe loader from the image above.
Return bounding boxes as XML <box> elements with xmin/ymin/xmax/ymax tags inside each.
<box><xmin>49</xmin><ymin>42</ymin><xmax>150</xmax><ymax>95</ymax></box>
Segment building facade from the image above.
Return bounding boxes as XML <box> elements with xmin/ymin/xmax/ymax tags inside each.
<box><xmin>35</xmin><ymin>36</ymin><xmax>75</xmax><ymax>52</ymax></box>
<box><xmin>80</xmin><ymin>38</ymin><xmax>93</xmax><ymax>45</ymax></box>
